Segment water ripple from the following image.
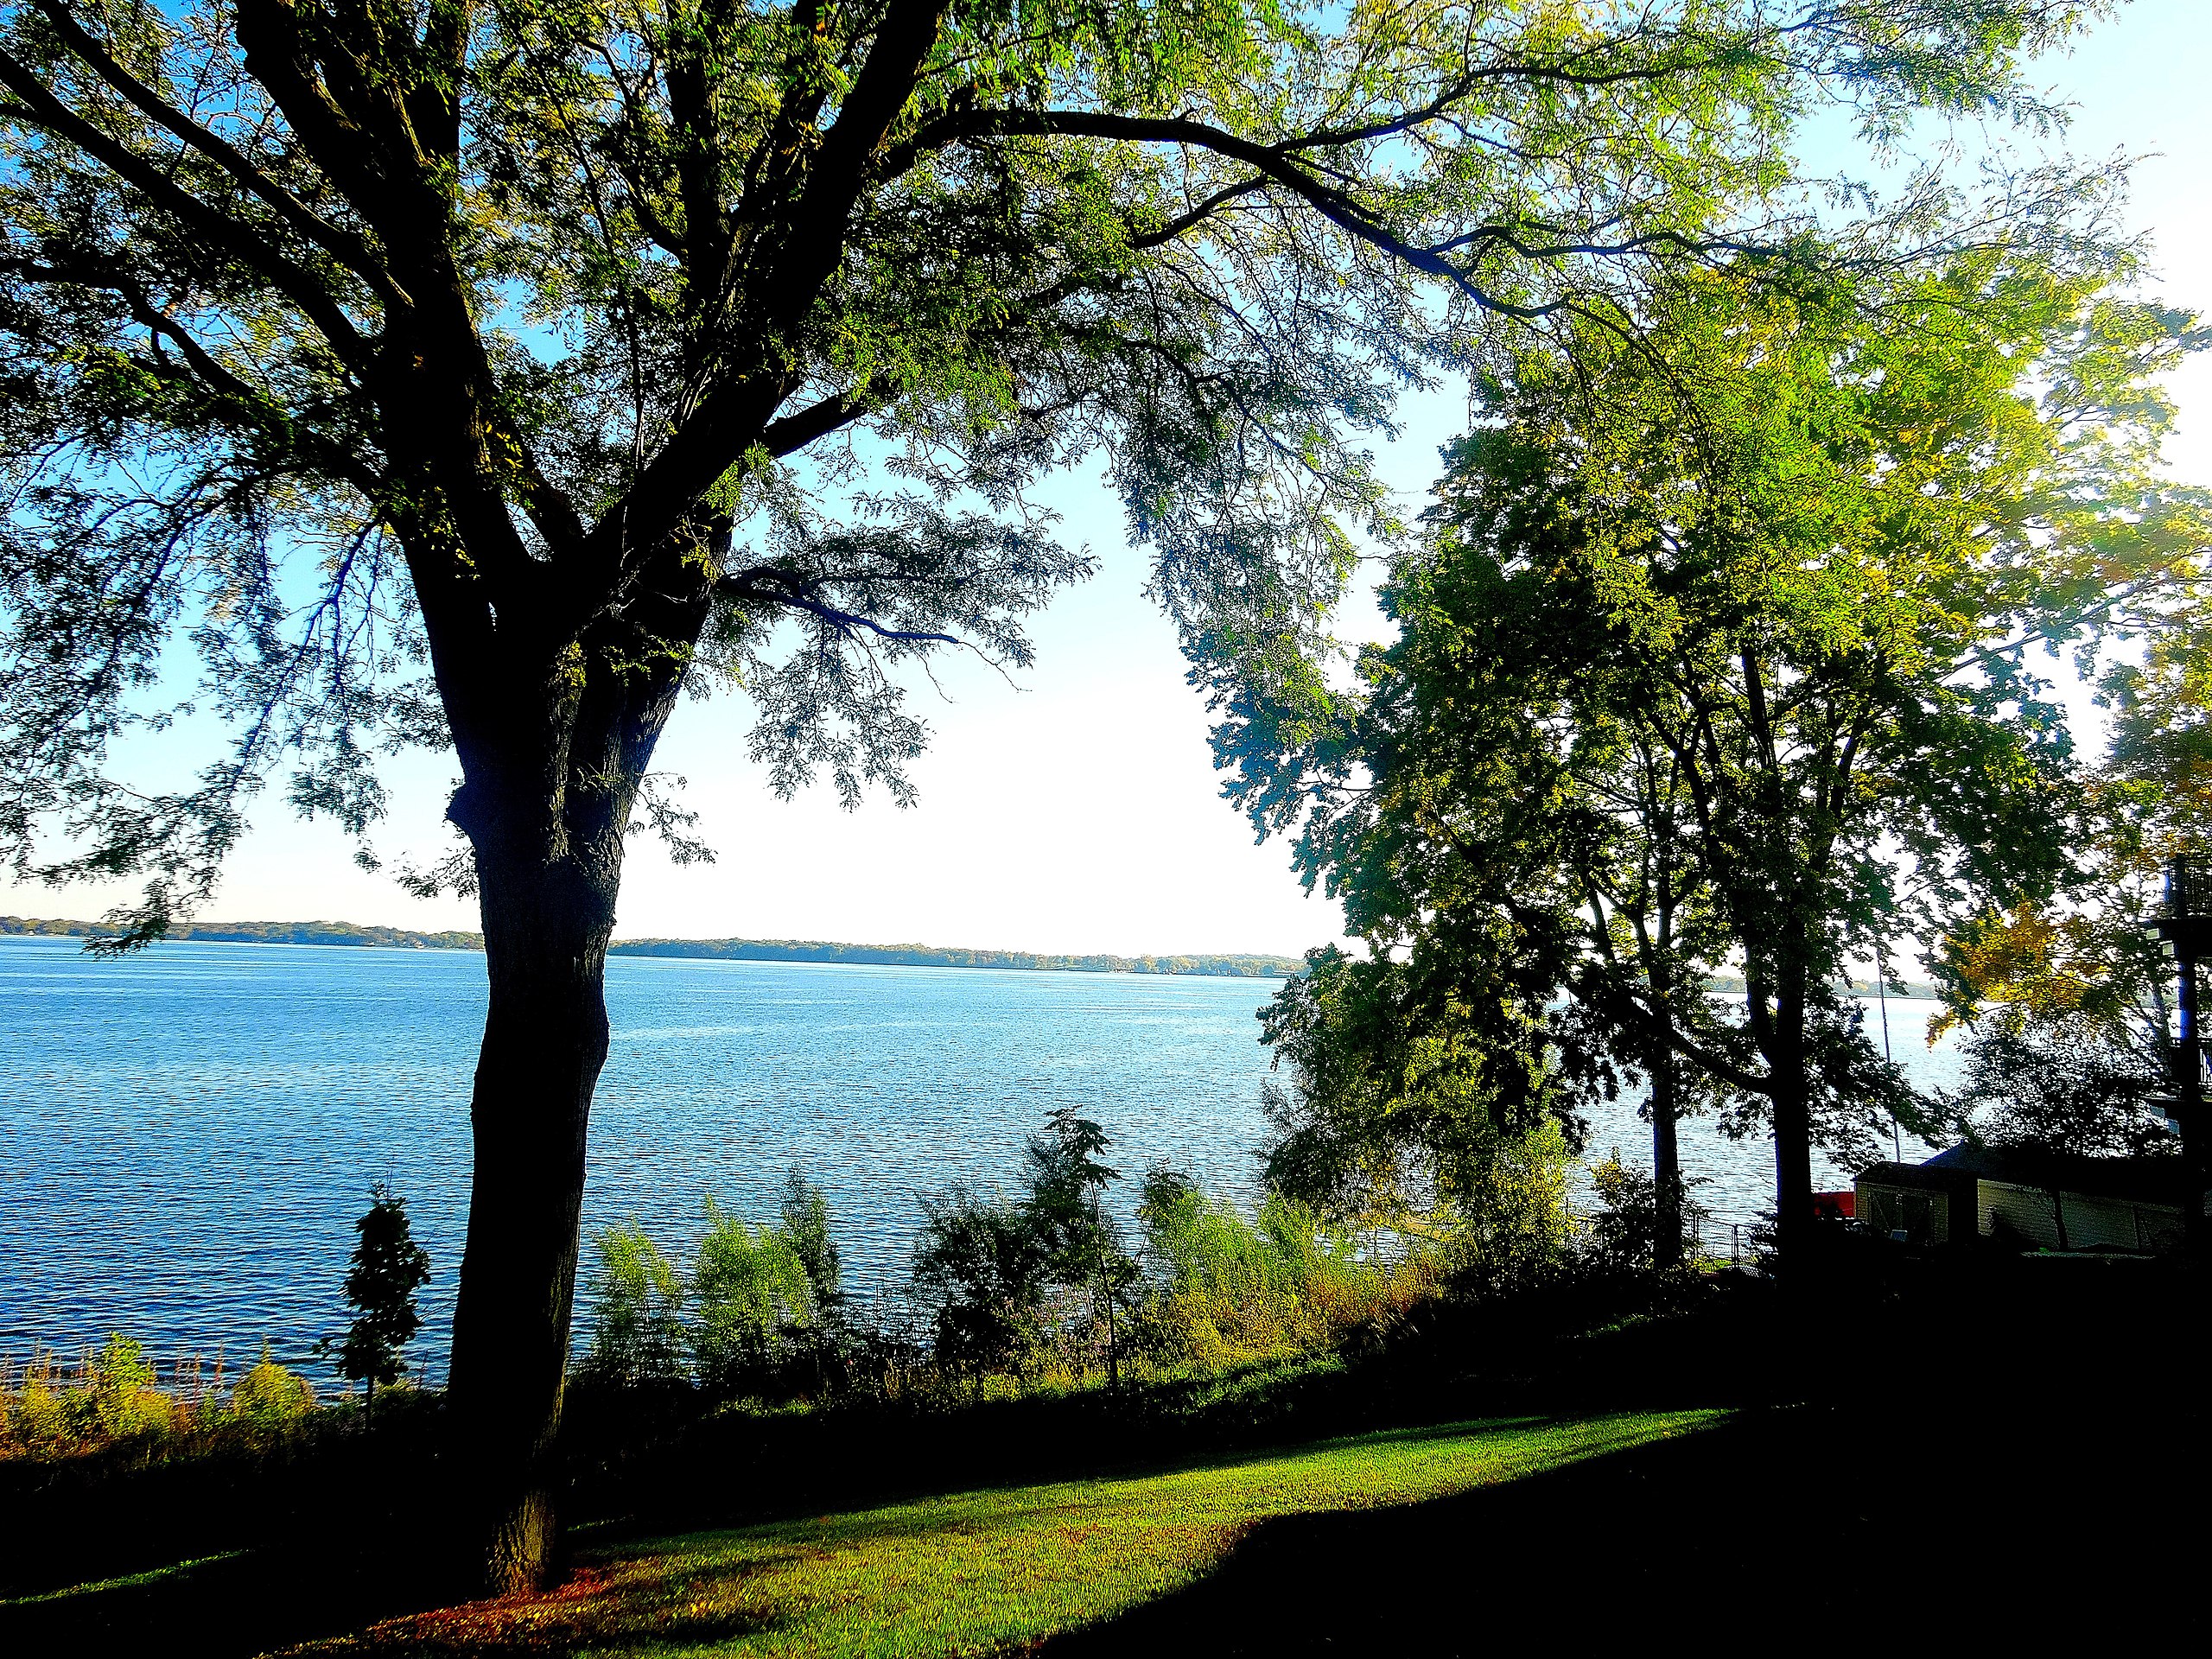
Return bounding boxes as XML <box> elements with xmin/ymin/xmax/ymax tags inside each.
<box><xmin>0</xmin><ymin>937</ymin><xmax>1954</xmax><ymax>1381</ymax></box>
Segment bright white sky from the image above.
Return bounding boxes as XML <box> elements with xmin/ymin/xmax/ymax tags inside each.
<box><xmin>10</xmin><ymin>0</ymin><xmax>2212</xmax><ymax>956</ymax></box>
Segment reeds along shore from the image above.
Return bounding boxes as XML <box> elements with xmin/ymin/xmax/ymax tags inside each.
<box><xmin>0</xmin><ymin>1334</ymin><xmax>319</xmax><ymax>1458</ymax></box>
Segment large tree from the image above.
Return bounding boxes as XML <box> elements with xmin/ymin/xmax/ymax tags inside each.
<box><xmin>0</xmin><ymin>0</ymin><xmax>2111</xmax><ymax>1585</ymax></box>
<box><xmin>1230</xmin><ymin>258</ymin><xmax>2207</xmax><ymax>1263</ymax></box>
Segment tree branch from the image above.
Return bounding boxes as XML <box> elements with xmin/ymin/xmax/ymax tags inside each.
<box><xmin>0</xmin><ymin>44</ymin><xmax>372</xmax><ymax>368</ymax></box>
<box><xmin>29</xmin><ymin>0</ymin><xmax>402</xmax><ymax>302</ymax></box>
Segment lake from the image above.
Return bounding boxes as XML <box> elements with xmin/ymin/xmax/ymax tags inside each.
<box><xmin>0</xmin><ymin>937</ymin><xmax>1956</xmax><ymax>1380</ymax></box>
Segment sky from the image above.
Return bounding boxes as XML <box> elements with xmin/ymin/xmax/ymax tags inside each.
<box><xmin>9</xmin><ymin>0</ymin><xmax>2212</xmax><ymax>956</ymax></box>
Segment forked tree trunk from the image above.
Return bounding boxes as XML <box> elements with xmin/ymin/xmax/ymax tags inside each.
<box><xmin>427</xmin><ymin>575</ymin><xmax>706</xmax><ymax>1592</ymax></box>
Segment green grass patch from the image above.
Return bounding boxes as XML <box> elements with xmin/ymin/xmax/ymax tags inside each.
<box><xmin>0</xmin><ymin>1548</ymin><xmax>250</xmax><ymax>1607</ymax></box>
<box><xmin>319</xmin><ymin>1409</ymin><xmax>1720</xmax><ymax>1657</ymax></box>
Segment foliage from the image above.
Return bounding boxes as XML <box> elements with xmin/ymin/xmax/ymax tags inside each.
<box><xmin>581</xmin><ymin>1224</ymin><xmax>690</xmax><ymax>1387</ymax></box>
<box><xmin>79</xmin><ymin>1332</ymin><xmax>172</xmax><ymax>1438</ymax></box>
<box><xmin>777</xmin><ymin>1169</ymin><xmax>845</xmax><ymax>1323</ymax></box>
<box><xmin>1930</xmin><ymin>561</ymin><xmax>2212</xmax><ymax>1111</ymax></box>
<box><xmin>1227</xmin><ymin>256</ymin><xmax>2209</xmax><ymax>1255</ymax></box>
<box><xmin>0</xmin><ymin>0</ymin><xmax>2094</xmax><ymax>930</ymax></box>
<box><xmin>319</xmin><ymin>1184</ymin><xmax>432</xmax><ymax>1402</ymax></box>
<box><xmin>910</xmin><ymin>1184</ymin><xmax>1056</xmax><ymax>1379</ymax></box>
<box><xmin>0</xmin><ymin>0</ymin><xmax>2130</xmax><ymax>1578</ymax></box>
<box><xmin>0</xmin><ymin>1333</ymin><xmax>319</xmax><ymax>1459</ymax></box>
<box><xmin>908</xmin><ymin>1107</ymin><xmax>1446</xmax><ymax>1385</ymax></box>
<box><xmin>1258</xmin><ymin>944</ymin><xmax>1571</xmax><ymax>1231</ymax></box>
<box><xmin>1</xmin><ymin>1361</ymin><xmax>66</xmax><ymax>1452</ymax></box>
<box><xmin>1023</xmin><ymin>1108</ymin><xmax>1123</xmax><ymax>1278</ymax></box>
<box><xmin>911</xmin><ymin>1109</ymin><xmax>1140</xmax><ymax>1381</ymax></box>
<box><xmin>1452</xmin><ymin>1120</ymin><xmax>1579</xmax><ymax>1292</ymax></box>
<box><xmin>1133</xmin><ymin>1169</ymin><xmax>1434</xmax><ymax>1366</ymax></box>
<box><xmin>327</xmin><ymin>1412</ymin><xmax>1717</xmax><ymax>1656</ymax></box>
<box><xmin>1581</xmin><ymin>1153</ymin><xmax>1709</xmax><ymax>1274</ymax></box>
<box><xmin>1023</xmin><ymin>1107</ymin><xmax>1138</xmax><ymax>1378</ymax></box>
<box><xmin>692</xmin><ymin>1197</ymin><xmax>824</xmax><ymax>1396</ymax></box>
<box><xmin>578</xmin><ymin>1175</ymin><xmax>847</xmax><ymax>1398</ymax></box>
<box><xmin>1940</xmin><ymin>1014</ymin><xmax>2177</xmax><ymax>1161</ymax></box>
<box><xmin>1257</xmin><ymin>948</ymin><xmax>1583</xmax><ymax>1287</ymax></box>
<box><xmin>231</xmin><ymin>1339</ymin><xmax>317</xmax><ymax>1424</ymax></box>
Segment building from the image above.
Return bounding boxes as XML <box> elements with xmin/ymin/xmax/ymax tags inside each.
<box><xmin>1854</xmin><ymin>1144</ymin><xmax>2191</xmax><ymax>1253</ymax></box>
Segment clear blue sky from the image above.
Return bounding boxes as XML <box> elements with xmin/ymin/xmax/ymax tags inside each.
<box><xmin>10</xmin><ymin>1</ymin><xmax>2209</xmax><ymax>955</ymax></box>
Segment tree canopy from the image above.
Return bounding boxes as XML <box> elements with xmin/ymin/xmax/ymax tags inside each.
<box><xmin>1231</xmin><ymin>254</ymin><xmax>2209</xmax><ymax>1255</ymax></box>
<box><xmin>0</xmin><ymin>0</ymin><xmax>2111</xmax><ymax>930</ymax></box>
<box><xmin>0</xmin><ymin>0</ymin><xmax>2139</xmax><ymax>1590</ymax></box>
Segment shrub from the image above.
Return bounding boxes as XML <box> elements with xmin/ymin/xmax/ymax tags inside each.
<box><xmin>912</xmin><ymin>1185</ymin><xmax>1053</xmax><ymax>1378</ymax></box>
<box><xmin>1022</xmin><ymin>1109</ymin><xmax>1138</xmax><ymax>1386</ymax></box>
<box><xmin>5</xmin><ymin>1364</ymin><xmax>67</xmax><ymax>1452</ymax></box>
<box><xmin>1132</xmin><ymin>1169</ymin><xmax>1438</xmax><ymax>1366</ymax></box>
<box><xmin>582</xmin><ymin>1224</ymin><xmax>689</xmax><ymax>1385</ymax></box>
<box><xmin>692</xmin><ymin>1198</ymin><xmax>819</xmax><ymax>1396</ymax></box>
<box><xmin>230</xmin><ymin>1341</ymin><xmax>316</xmax><ymax>1423</ymax></box>
<box><xmin>80</xmin><ymin>1333</ymin><xmax>175</xmax><ymax>1439</ymax></box>
<box><xmin>1580</xmin><ymin>1151</ymin><xmax>1712</xmax><ymax>1272</ymax></box>
<box><xmin>575</xmin><ymin>1179</ymin><xmax>853</xmax><ymax>1397</ymax></box>
<box><xmin>1448</xmin><ymin>1119</ymin><xmax>1576</xmax><ymax>1294</ymax></box>
<box><xmin>778</xmin><ymin>1170</ymin><xmax>844</xmax><ymax>1319</ymax></box>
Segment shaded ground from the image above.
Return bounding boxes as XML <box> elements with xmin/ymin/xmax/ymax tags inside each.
<box><xmin>302</xmin><ymin>1413</ymin><xmax>1714</xmax><ymax>1656</ymax></box>
<box><xmin>5</xmin><ymin>1252</ymin><xmax>2202</xmax><ymax>1653</ymax></box>
<box><xmin>1050</xmin><ymin>1402</ymin><xmax>2192</xmax><ymax>1654</ymax></box>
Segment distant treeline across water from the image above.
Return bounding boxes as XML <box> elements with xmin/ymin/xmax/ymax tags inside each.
<box><xmin>0</xmin><ymin>915</ymin><xmax>1939</xmax><ymax>995</ymax></box>
<box><xmin>0</xmin><ymin>916</ymin><xmax>1306</xmax><ymax>980</ymax></box>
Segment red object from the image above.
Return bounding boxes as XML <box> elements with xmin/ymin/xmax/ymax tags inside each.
<box><xmin>1811</xmin><ymin>1190</ymin><xmax>1856</xmax><ymax>1221</ymax></box>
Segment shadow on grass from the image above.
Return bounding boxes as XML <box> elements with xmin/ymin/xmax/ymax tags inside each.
<box><xmin>0</xmin><ymin>1542</ymin><xmax>459</xmax><ymax>1655</ymax></box>
<box><xmin>11</xmin><ymin>1258</ymin><xmax>2202</xmax><ymax>1656</ymax></box>
<box><xmin>606</xmin><ymin>1414</ymin><xmax>1579</xmax><ymax>1561</ymax></box>
<box><xmin>1046</xmin><ymin>1402</ymin><xmax>2203</xmax><ymax>1655</ymax></box>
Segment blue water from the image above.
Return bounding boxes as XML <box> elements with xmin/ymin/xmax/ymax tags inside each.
<box><xmin>0</xmin><ymin>937</ymin><xmax>1955</xmax><ymax>1380</ymax></box>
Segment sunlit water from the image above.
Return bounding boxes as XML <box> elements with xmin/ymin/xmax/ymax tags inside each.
<box><xmin>0</xmin><ymin>937</ymin><xmax>1957</xmax><ymax>1380</ymax></box>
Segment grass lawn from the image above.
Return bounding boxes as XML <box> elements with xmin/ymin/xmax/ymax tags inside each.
<box><xmin>302</xmin><ymin>1410</ymin><xmax>1719</xmax><ymax>1657</ymax></box>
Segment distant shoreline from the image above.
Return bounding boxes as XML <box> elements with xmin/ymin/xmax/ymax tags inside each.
<box><xmin>0</xmin><ymin>915</ymin><xmax>1941</xmax><ymax>996</ymax></box>
<box><xmin>0</xmin><ymin>917</ymin><xmax>1304</xmax><ymax>980</ymax></box>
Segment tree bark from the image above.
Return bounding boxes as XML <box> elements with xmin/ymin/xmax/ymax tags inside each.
<box><xmin>1649</xmin><ymin>880</ymin><xmax>1683</xmax><ymax>1269</ymax></box>
<box><xmin>427</xmin><ymin>572</ymin><xmax>708</xmax><ymax>1592</ymax></box>
<box><xmin>1649</xmin><ymin>1046</ymin><xmax>1683</xmax><ymax>1269</ymax></box>
<box><xmin>445</xmin><ymin>842</ymin><xmax>620</xmax><ymax>1593</ymax></box>
<box><xmin>1767</xmin><ymin>947</ymin><xmax>1816</xmax><ymax>1264</ymax></box>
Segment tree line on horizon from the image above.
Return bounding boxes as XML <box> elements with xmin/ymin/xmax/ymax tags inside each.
<box><xmin>0</xmin><ymin>915</ymin><xmax>1304</xmax><ymax>976</ymax></box>
<box><xmin>0</xmin><ymin>914</ymin><xmax>1944</xmax><ymax>999</ymax></box>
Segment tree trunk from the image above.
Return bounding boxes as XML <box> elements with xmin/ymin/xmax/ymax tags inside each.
<box><xmin>445</xmin><ymin>843</ymin><xmax>620</xmax><ymax>1593</ymax></box>
<box><xmin>1650</xmin><ymin>1051</ymin><xmax>1683</xmax><ymax>1269</ymax></box>
<box><xmin>415</xmin><ymin>538</ymin><xmax>709</xmax><ymax>1592</ymax></box>
<box><xmin>1768</xmin><ymin>950</ymin><xmax>1816</xmax><ymax>1264</ymax></box>
<box><xmin>1648</xmin><ymin>919</ymin><xmax>1683</xmax><ymax>1270</ymax></box>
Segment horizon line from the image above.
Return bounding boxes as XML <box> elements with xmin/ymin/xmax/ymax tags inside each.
<box><xmin>0</xmin><ymin>915</ymin><xmax>1309</xmax><ymax>977</ymax></box>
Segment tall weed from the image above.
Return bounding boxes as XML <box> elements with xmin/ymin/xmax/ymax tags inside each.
<box><xmin>0</xmin><ymin>1336</ymin><xmax>315</xmax><ymax>1460</ymax></box>
<box><xmin>693</xmin><ymin>1197</ymin><xmax>820</xmax><ymax>1395</ymax></box>
<box><xmin>1133</xmin><ymin>1172</ymin><xmax>1435</xmax><ymax>1368</ymax></box>
<box><xmin>576</xmin><ymin>1172</ymin><xmax>849</xmax><ymax>1400</ymax></box>
<box><xmin>582</xmin><ymin>1224</ymin><xmax>689</xmax><ymax>1384</ymax></box>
